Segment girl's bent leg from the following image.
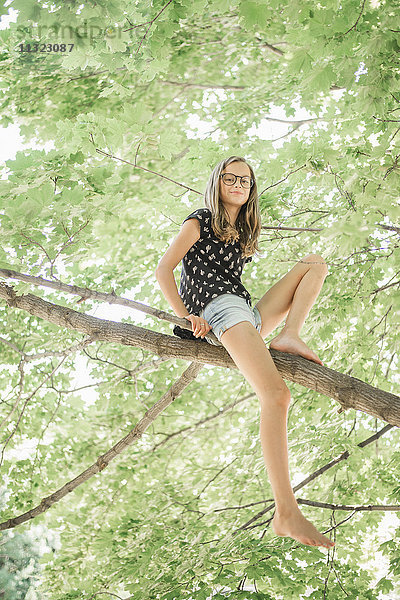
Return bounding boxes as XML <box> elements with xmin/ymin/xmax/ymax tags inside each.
<box><xmin>255</xmin><ymin>254</ymin><xmax>328</xmax><ymax>339</ymax></box>
<box><xmin>219</xmin><ymin>320</ymin><xmax>334</xmax><ymax>549</ymax></box>
<box><xmin>255</xmin><ymin>254</ymin><xmax>328</xmax><ymax>365</ymax></box>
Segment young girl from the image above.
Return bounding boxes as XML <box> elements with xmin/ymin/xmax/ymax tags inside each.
<box><xmin>155</xmin><ymin>156</ymin><xmax>334</xmax><ymax>549</ymax></box>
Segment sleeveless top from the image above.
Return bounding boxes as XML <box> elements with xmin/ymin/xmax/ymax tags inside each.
<box><xmin>173</xmin><ymin>207</ymin><xmax>253</xmax><ymax>341</ymax></box>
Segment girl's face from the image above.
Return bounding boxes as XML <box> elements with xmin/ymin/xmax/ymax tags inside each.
<box><xmin>219</xmin><ymin>161</ymin><xmax>252</xmax><ymax>209</ymax></box>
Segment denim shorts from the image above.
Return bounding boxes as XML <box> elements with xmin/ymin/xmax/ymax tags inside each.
<box><xmin>199</xmin><ymin>293</ymin><xmax>262</xmax><ymax>346</ymax></box>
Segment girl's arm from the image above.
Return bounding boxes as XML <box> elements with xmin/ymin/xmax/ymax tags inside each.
<box><xmin>155</xmin><ymin>218</ymin><xmax>200</xmax><ymax>318</ymax></box>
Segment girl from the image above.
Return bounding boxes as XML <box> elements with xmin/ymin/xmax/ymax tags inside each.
<box><xmin>155</xmin><ymin>156</ymin><xmax>334</xmax><ymax>549</ymax></box>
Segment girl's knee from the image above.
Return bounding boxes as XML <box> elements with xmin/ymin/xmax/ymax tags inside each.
<box><xmin>301</xmin><ymin>254</ymin><xmax>328</xmax><ymax>273</ymax></box>
<box><xmin>258</xmin><ymin>385</ymin><xmax>291</xmax><ymax>407</ymax></box>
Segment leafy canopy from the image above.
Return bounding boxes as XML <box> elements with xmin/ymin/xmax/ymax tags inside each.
<box><xmin>0</xmin><ymin>0</ymin><xmax>399</xmax><ymax>598</ymax></box>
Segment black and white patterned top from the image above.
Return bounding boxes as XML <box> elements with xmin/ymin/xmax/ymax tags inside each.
<box><xmin>173</xmin><ymin>207</ymin><xmax>253</xmax><ymax>341</ymax></box>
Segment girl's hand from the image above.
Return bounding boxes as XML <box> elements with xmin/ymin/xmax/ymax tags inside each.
<box><xmin>184</xmin><ymin>314</ymin><xmax>212</xmax><ymax>338</ymax></box>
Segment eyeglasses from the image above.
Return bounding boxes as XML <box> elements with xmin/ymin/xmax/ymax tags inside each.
<box><xmin>219</xmin><ymin>173</ymin><xmax>254</xmax><ymax>189</ymax></box>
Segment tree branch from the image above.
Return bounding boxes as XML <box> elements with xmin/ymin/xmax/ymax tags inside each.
<box><xmin>296</xmin><ymin>498</ymin><xmax>400</xmax><ymax>512</ymax></box>
<box><xmin>0</xmin><ymin>336</ymin><xmax>95</xmax><ymax>433</ymax></box>
<box><xmin>0</xmin><ymin>283</ymin><xmax>398</xmax><ymax>428</ymax></box>
<box><xmin>0</xmin><ymin>267</ymin><xmax>202</xmax><ymax>338</ymax></box>
<box><xmin>233</xmin><ymin>424</ymin><xmax>395</xmax><ymax>534</ymax></box>
<box><xmin>0</xmin><ymin>360</ymin><xmax>203</xmax><ymax>530</ymax></box>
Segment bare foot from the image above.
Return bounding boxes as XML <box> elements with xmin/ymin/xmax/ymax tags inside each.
<box><xmin>269</xmin><ymin>331</ymin><xmax>324</xmax><ymax>366</ymax></box>
<box><xmin>272</xmin><ymin>509</ymin><xmax>334</xmax><ymax>549</ymax></box>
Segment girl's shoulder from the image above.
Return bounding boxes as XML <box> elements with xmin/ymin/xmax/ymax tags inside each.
<box><xmin>183</xmin><ymin>206</ymin><xmax>211</xmax><ymax>221</ymax></box>
<box><xmin>182</xmin><ymin>207</ymin><xmax>212</xmax><ymax>235</ymax></box>
<box><xmin>182</xmin><ymin>206</ymin><xmax>211</xmax><ymax>227</ymax></box>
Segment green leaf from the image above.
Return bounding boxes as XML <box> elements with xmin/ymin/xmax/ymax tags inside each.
<box><xmin>105</xmin><ymin>31</ymin><xmax>128</xmax><ymax>53</ymax></box>
<box><xmin>287</xmin><ymin>48</ymin><xmax>313</xmax><ymax>75</ymax></box>
<box><xmin>303</xmin><ymin>63</ymin><xmax>337</xmax><ymax>92</ymax></box>
<box><xmin>239</xmin><ymin>0</ymin><xmax>271</xmax><ymax>30</ymax></box>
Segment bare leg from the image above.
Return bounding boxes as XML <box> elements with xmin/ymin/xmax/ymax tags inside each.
<box><xmin>219</xmin><ymin>321</ymin><xmax>335</xmax><ymax>549</ymax></box>
<box><xmin>262</xmin><ymin>401</ymin><xmax>333</xmax><ymax>548</ymax></box>
<box><xmin>269</xmin><ymin>266</ymin><xmax>328</xmax><ymax>366</ymax></box>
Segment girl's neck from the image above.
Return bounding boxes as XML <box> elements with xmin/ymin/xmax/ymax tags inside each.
<box><xmin>224</xmin><ymin>207</ymin><xmax>240</xmax><ymax>227</ymax></box>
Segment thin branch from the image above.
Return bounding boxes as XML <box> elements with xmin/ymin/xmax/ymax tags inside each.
<box><xmin>159</xmin><ymin>79</ymin><xmax>246</xmax><ymax>91</ymax></box>
<box><xmin>253</xmin><ymin>34</ymin><xmax>285</xmax><ymax>56</ymax></box>
<box><xmin>19</xmin><ymin>232</ymin><xmax>53</xmax><ymax>271</ymax></box>
<box><xmin>95</xmin><ymin>148</ymin><xmax>201</xmax><ymax>194</ymax></box>
<box><xmin>0</xmin><ymin>336</ymin><xmax>21</xmax><ymax>356</ymax></box>
<box><xmin>0</xmin><ymin>356</ymin><xmax>68</xmax><ymax>469</ymax></box>
<box><xmin>150</xmin><ymin>392</ymin><xmax>254</xmax><ymax>452</ymax></box>
<box><xmin>0</xmin><ymin>361</ymin><xmax>203</xmax><ymax>530</ymax></box>
<box><xmin>270</xmin><ymin>121</ymin><xmax>305</xmax><ymax>142</ymax></box>
<box><xmin>296</xmin><ymin>498</ymin><xmax>400</xmax><ymax>512</ymax></box>
<box><xmin>343</xmin><ymin>0</ymin><xmax>367</xmax><ymax>34</ymax></box>
<box><xmin>257</xmin><ymin>164</ymin><xmax>307</xmax><ymax>196</ymax></box>
<box><xmin>371</xmin><ymin>280</ymin><xmax>400</xmax><ymax>295</ymax></box>
<box><xmin>19</xmin><ymin>219</ymin><xmax>91</xmax><ymax>279</ymax></box>
<box><xmin>383</xmin><ymin>153</ymin><xmax>400</xmax><ymax>180</ymax></box>
<box><xmin>379</xmin><ymin>223</ymin><xmax>400</xmax><ymax>234</ymax></box>
<box><xmin>0</xmin><ymin>335</ymin><xmax>95</xmax><ymax>364</ymax></box>
<box><xmin>261</xmin><ymin>225</ymin><xmax>323</xmax><ymax>232</ymax></box>
<box><xmin>122</xmin><ymin>0</ymin><xmax>173</xmax><ymax>38</ymax></box>
<box><xmin>233</xmin><ymin>424</ymin><xmax>395</xmax><ymax>534</ymax></box>
<box><xmin>0</xmin><ymin>337</ymin><xmax>95</xmax><ymax>432</ymax></box>
<box><xmin>133</xmin><ymin>1</ymin><xmax>173</xmax><ymax>57</ymax></box>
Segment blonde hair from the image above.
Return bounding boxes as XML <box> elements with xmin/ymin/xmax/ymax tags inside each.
<box><xmin>203</xmin><ymin>156</ymin><xmax>261</xmax><ymax>259</ymax></box>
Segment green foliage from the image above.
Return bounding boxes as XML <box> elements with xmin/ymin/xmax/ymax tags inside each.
<box><xmin>0</xmin><ymin>489</ymin><xmax>56</xmax><ymax>599</ymax></box>
<box><xmin>0</xmin><ymin>0</ymin><xmax>399</xmax><ymax>598</ymax></box>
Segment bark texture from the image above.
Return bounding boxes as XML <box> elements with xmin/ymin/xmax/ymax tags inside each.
<box><xmin>0</xmin><ymin>282</ymin><xmax>399</xmax><ymax>427</ymax></box>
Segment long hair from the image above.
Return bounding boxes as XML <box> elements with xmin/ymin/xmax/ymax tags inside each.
<box><xmin>203</xmin><ymin>156</ymin><xmax>261</xmax><ymax>259</ymax></box>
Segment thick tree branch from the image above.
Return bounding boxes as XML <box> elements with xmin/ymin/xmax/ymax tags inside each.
<box><xmin>0</xmin><ymin>283</ymin><xmax>399</xmax><ymax>428</ymax></box>
<box><xmin>0</xmin><ymin>267</ymin><xmax>205</xmax><ymax>340</ymax></box>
